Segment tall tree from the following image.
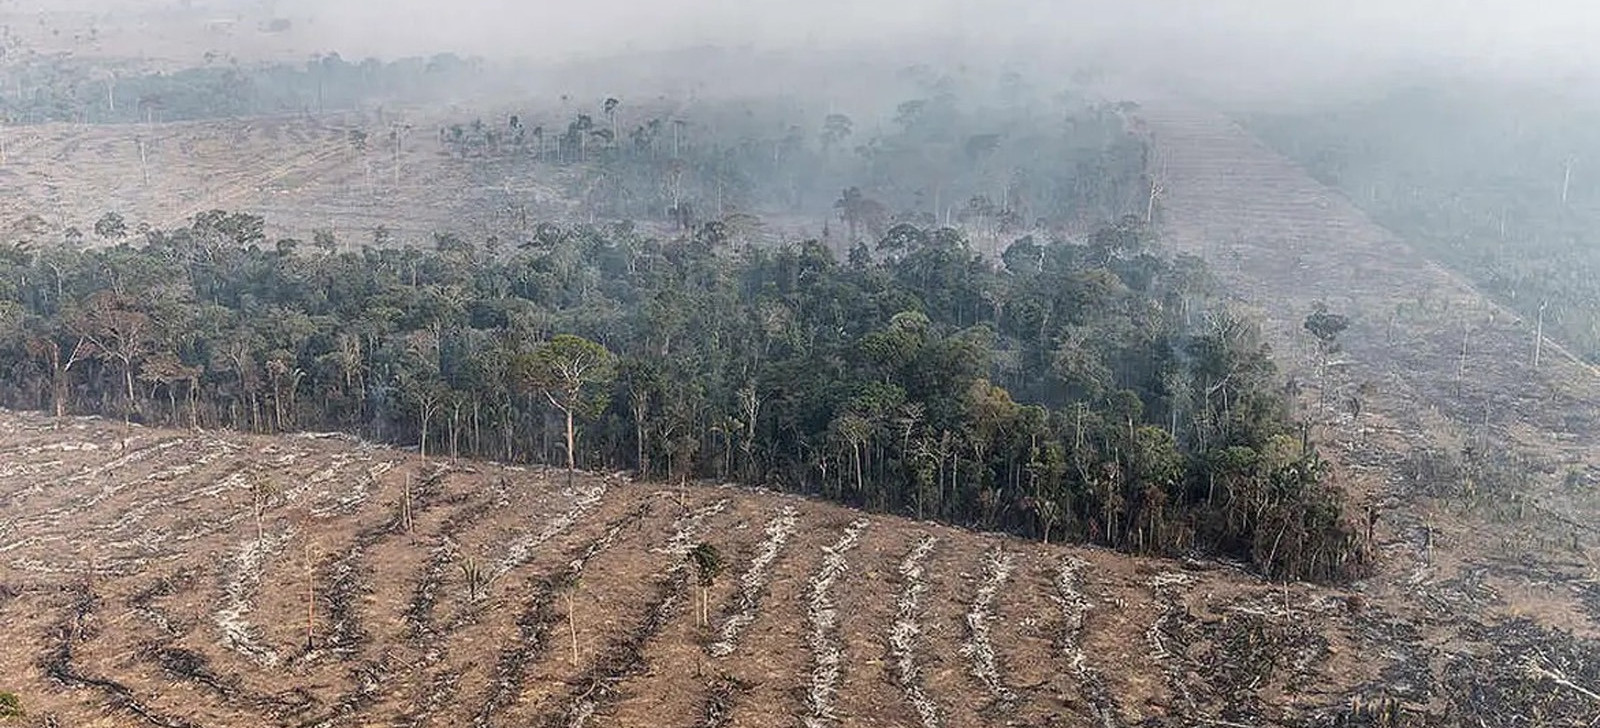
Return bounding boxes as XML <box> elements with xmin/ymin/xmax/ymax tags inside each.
<box><xmin>820</xmin><ymin>113</ymin><xmax>853</xmax><ymax>156</ymax></box>
<box><xmin>71</xmin><ymin>292</ymin><xmax>155</xmax><ymax>416</ymax></box>
<box><xmin>516</xmin><ymin>335</ymin><xmax>616</xmax><ymax>476</ymax></box>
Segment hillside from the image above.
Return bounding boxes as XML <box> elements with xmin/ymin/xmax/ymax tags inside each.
<box><xmin>0</xmin><ymin>111</ymin><xmax>574</xmax><ymax>247</ymax></box>
<box><xmin>1135</xmin><ymin>99</ymin><xmax>1600</xmax><ymax>724</ymax></box>
<box><xmin>0</xmin><ymin>408</ymin><xmax>1389</xmax><ymax>727</ymax></box>
<box><xmin>2</xmin><ymin>396</ymin><xmax>1598</xmax><ymax>727</ymax></box>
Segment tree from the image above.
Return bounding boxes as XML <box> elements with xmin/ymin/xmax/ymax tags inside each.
<box><xmin>602</xmin><ymin>96</ymin><xmax>620</xmax><ymax>144</ymax></box>
<box><xmin>877</xmin><ymin>222</ymin><xmax>928</xmax><ymax>256</ymax></box>
<box><xmin>1030</xmin><ymin>496</ymin><xmax>1061</xmax><ymax>545</ymax></box>
<box><xmin>821</xmin><ymin>113</ymin><xmax>853</xmax><ymax>154</ymax></box>
<box><xmin>402</xmin><ymin>375</ymin><xmax>447</xmax><ymax>459</ymax></box>
<box><xmin>1303</xmin><ymin>302</ymin><xmax>1350</xmax><ymax>414</ymax></box>
<box><xmin>1303</xmin><ymin>302</ymin><xmax>1350</xmax><ymax>353</ymax></box>
<box><xmin>300</xmin><ymin>515</ymin><xmax>320</xmax><ymax>651</ymax></box>
<box><xmin>139</xmin><ymin>350</ymin><xmax>200</xmax><ymax>426</ymax></box>
<box><xmin>567</xmin><ymin>576</ymin><xmax>583</xmax><ymax>665</ymax></box>
<box><xmin>621</xmin><ymin>357</ymin><xmax>661</xmax><ymax>477</ymax></box>
<box><xmin>516</xmin><ymin>335</ymin><xmax>616</xmax><ymax>477</ymax></box>
<box><xmin>25</xmin><ymin>324</ymin><xmax>92</xmax><ymax>418</ymax></box>
<box><xmin>834</xmin><ymin>187</ymin><xmax>886</xmax><ymax>243</ymax></box>
<box><xmin>832</xmin><ymin>411</ymin><xmax>871</xmax><ymax>499</ymax></box>
<box><xmin>72</xmin><ymin>292</ymin><xmax>155</xmax><ymax>417</ymax></box>
<box><xmin>93</xmin><ymin>211</ymin><xmax>127</xmax><ymax>241</ymax></box>
<box><xmin>688</xmin><ymin>542</ymin><xmax>723</xmax><ymax>627</ymax></box>
<box><xmin>249</xmin><ymin>476</ymin><xmax>282</xmax><ymax>547</ymax></box>
<box><xmin>460</xmin><ymin>554</ymin><xmax>487</xmax><ymax>603</ymax></box>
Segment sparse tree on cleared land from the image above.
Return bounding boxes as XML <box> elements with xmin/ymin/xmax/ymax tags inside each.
<box><xmin>1303</xmin><ymin>302</ymin><xmax>1350</xmax><ymax>415</ymax></box>
<box><xmin>689</xmin><ymin>542</ymin><xmax>723</xmax><ymax>627</ymax></box>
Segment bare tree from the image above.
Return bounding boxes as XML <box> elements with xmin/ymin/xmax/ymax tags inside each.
<box><xmin>250</xmin><ymin>476</ymin><xmax>282</xmax><ymax>548</ymax></box>
<box><xmin>1534</xmin><ymin>299</ymin><xmax>1550</xmax><ymax>367</ymax></box>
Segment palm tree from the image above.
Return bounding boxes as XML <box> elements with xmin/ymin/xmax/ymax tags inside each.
<box><xmin>833</xmin><ymin>187</ymin><xmax>885</xmax><ymax>243</ymax></box>
<box><xmin>602</xmin><ymin>97</ymin><xmax>620</xmax><ymax>144</ymax></box>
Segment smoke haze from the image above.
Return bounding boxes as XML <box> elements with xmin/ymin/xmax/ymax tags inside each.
<box><xmin>277</xmin><ymin>1</ymin><xmax>1600</xmax><ymax>78</ymax></box>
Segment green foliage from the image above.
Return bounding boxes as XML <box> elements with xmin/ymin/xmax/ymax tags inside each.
<box><xmin>0</xmin><ymin>205</ymin><xmax>1362</xmax><ymax>581</ymax></box>
<box><xmin>1304</xmin><ymin>303</ymin><xmax>1351</xmax><ymax>360</ymax></box>
<box><xmin>437</xmin><ymin>81</ymin><xmax>1146</xmax><ymax>237</ymax></box>
<box><xmin>515</xmin><ymin>335</ymin><xmax>617</xmax><ymax>419</ymax></box>
<box><xmin>0</xmin><ymin>691</ymin><xmax>21</xmax><ymax>719</ymax></box>
<box><xmin>688</xmin><ymin>543</ymin><xmax>724</xmax><ymax>587</ymax></box>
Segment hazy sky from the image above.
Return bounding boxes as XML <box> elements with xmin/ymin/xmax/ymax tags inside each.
<box><xmin>275</xmin><ymin>0</ymin><xmax>1600</xmax><ymax>66</ymax></box>
<box><xmin>245</xmin><ymin>0</ymin><xmax>1600</xmax><ymax>107</ymax></box>
<box><xmin>10</xmin><ymin>0</ymin><xmax>1600</xmax><ymax>100</ymax></box>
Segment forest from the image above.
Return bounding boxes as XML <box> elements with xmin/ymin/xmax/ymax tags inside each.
<box><xmin>1248</xmin><ymin>80</ymin><xmax>1600</xmax><ymax>362</ymax></box>
<box><xmin>17</xmin><ymin>5</ymin><xmax>1600</xmax><ymax>726</ymax></box>
<box><xmin>0</xmin><ymin>204</ymin><xmax>1364</xmax><ymax>582</ymax></box>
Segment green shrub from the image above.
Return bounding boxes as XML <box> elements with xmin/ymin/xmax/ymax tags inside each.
<box><xmin>0</xmin><ymin>691</ymin><xmax>22</xmax><ymax>719</ymax></box>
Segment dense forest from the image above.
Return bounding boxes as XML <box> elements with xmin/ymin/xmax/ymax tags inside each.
<box><xmin>1248</xmin><ymin>80</ymin><xmax>1600</xmax><ymax>361</ymax></box>
<box><xmin>0</xmin><ymin>206</ymin><xmax>1364</xmax><ymax>581</ymax></box>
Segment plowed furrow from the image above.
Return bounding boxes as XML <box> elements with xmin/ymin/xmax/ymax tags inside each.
<box><xmin>707</xmin><ymin>509</ymin><xmax>832</xmax><ymax>727</ymax></box>
<box><xmin>913</xmin><ymin>536</ymin><xmax>986</xmax><ymax>728</ymax></box>
<box><xmin>469</xmin><ymin>500</ymin><xmax>655</xmax><ymax>728</ymax></box>
<box><xmin>802</xmin><ymin>518</ymin><xmax>870</xmax><ymax>728</ymax></box>
<box><xmin>38</xmin><ymin>583</ymin><xmax>198</xmax><ymax>728</ymax></box>
<box><xmin>595</xmin><ymin>496</ymin><xmax>778</xmax><ymax>727</ymax></box>
<box><xmin>528</xmin><ymin>497</ymin><xmax>731</xmax><ymax>727</ymax></box>
<box><xmin>890</xmin><ymin>535</ymin><xmax>940</xmax><ymax>728</ymax></box>
<box><xmin>962</xmin><ymin>548</ymin><xmax>1019</xmax><ymax>710</ymax></box>
<box><xmin>284</xmin><ymin>470</ymin><xmax>505</xmax><ymax>728</ymax></box>
<box><xmin>708</xmin><ymin>503</ymin><xmax>800</xmax><ymax>658</ymax></box>
<box><xmin>1054</xmin><ymin>555</ymin><xmax>1122</xmax><ymax>728</ymax></box>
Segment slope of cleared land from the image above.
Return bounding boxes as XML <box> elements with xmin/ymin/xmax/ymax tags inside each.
<box><xmin>0</xmin><ymin>409</ymin><xmax>1390</xmax><ymax>728</ymax></box>
<box><xmin>0</xmin><ymin>112</ymin><xmax>572</xmax><ymax>246</ymax></box>
<box><xmin>4</xmin><ymin>396</ymin><xmax>1598</xmax><ymax>726</ymax></box>
<box><xmin>1139</xmin><ymin>100</ymin><xmax>1600</xmax><ymax>721</ymax></box>
<box><xmin>0</xmin><ymin>5</ymin><xmax>334</xmax><ymax>69</ymax></box>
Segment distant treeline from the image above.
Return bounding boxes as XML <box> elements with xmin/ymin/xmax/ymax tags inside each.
<box><xmin>440</xmin><ymin>80</ymin><xmax>1150</xmax><ymax>238</ymax></box>
<box><xmin>0</xmin><ymin>53</ymin><xmax>483</xmax><ymax>124</ymax></box>
<box><xmin>0</xmin><ymin>209</ymin><xmax>1366</xmax><ymax>582</ymax></box>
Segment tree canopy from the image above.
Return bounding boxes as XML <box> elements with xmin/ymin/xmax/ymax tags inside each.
<box><xmin>0</xmin><ymin>208</ymin><xmax>1365</xmax><ymax>582</ymax></box>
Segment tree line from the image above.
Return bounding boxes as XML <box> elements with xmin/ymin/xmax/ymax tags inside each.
<box><xmin>0</xmin><ymin>209</ymin><xmax>1367</xmax><ymax>582</ymax></box>
<box><xmin>441</xmin><ymin>77</ymin><xmax>1149</xmax><ymax>244</ymax></box>
<box><xmin>0</xmin><ymin>52</ymin><xmax>485</xmax><ymax>124</ymax></box>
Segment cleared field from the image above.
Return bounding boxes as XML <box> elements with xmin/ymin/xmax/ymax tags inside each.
<box><xmin>1142</xmin><ymin>100</ymin><xmax>1600</xmax><ymax>589</ymax></box>
<box><xmin>0</xmin><ymin>112</ymin><xmax>573</xmax><ymax>247</ymax></box>
<box><xmin>1140</xmin><ymin>100</ymin><xmax>1600</xmax><ymax>721</ymax></box>
<box><xmin>3</xmin><ymin>403</ymin><xmax>1599</xmax><ymax>726</ymax></box>
<box><xmin>0</xmin><ymin>408</ymin><xmax>1417</xmax><ymax>727</ymax></box>
<box><xmin>0</xmin><ymin>5</ymin><xmax>325</xmax><ymax>70</ymax></box>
